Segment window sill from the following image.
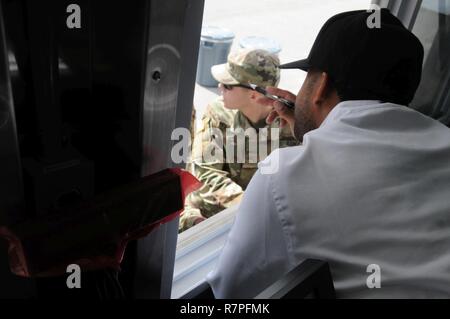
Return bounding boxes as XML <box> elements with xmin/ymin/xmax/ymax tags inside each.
<box><xmin>171</xmin><ymin>205</ymin><xmax>238</xmax><ymax>299</ymax></box>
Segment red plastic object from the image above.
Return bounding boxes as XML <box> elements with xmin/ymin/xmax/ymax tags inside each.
<box><xmin>0</xmin><ymin>168</ymin><xmax>201</xmax><ymax>278</ymax></box>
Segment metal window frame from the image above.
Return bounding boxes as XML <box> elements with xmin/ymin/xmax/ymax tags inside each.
<box><xmin>174</xmin><ymin>0</ymin><xmax>433</xmax><ymax>301</ymax></box>
<box><xmin>172</xmin><ymin>205</ymin><xmax>237</xmax><ymax>299</ymax></box>
<box><xmin>180</xmin><ymin>259</ymin><xmax>336</xmax><ymax>300</ymax></box>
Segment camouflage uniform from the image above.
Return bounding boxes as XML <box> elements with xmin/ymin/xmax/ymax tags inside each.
<box><xmin>180</xmin><ymin>49</ymin><xmax>299</xmax><ymax>232</ymax></box>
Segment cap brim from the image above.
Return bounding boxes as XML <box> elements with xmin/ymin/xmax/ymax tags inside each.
<box><xmin>211</xmin><ymin>64</ymin><xmax>240</xmax><ymax>85</ymax></box>
<box><xmin>280</xmin><ymin>59</ymin><xmax>310</xmax><ymax>71</ymax></box>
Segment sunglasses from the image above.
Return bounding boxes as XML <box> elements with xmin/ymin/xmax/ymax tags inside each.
<box><xmin>221</xmin><ymin>83</ymin><xmax>252</xmax><ymax>91</ymax></box>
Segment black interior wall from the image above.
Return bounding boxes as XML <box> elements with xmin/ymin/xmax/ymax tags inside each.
<box><xmin>0</xmin><ymin>0</ymin><xmax>204</xmax><ymax>298</ymax></box>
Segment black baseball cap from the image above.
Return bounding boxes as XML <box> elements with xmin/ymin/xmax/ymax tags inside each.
<box><xmin>281</xmin><ymin>9</ymin><xmax>424</xmax><ymax>105</ymax></box>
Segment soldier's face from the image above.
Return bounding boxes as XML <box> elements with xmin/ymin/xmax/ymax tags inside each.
<box><xmin>220</xmin><ymin>84</ymin><xmax>252</xmax><ymax>110</ymax></box>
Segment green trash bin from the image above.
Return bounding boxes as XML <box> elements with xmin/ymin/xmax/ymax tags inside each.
<box><xmin>196</xmin><ymin>26</ymin><xmax>235</xmax><ymax>87</ymax></box>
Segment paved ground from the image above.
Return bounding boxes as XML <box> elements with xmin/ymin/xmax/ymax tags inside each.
<box><xmin>193</xmin><ymin>0</ymin><xmax>370</xmax><ymax>128</ymax></box>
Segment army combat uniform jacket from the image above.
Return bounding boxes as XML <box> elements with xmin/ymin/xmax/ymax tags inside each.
<box><xmin>180</xmin><ymin>97</ymin><xmax>298</xmax><ymax>232</ymax></box>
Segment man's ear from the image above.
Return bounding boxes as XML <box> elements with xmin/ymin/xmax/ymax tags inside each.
<box><xmin>311</xmin><ymin>72</ymin><xmax>331</xmax><ymax>106</ymax></box>
<box><xmin>311</xmin><ymin>72</ymin><xmax>341</xmax><ymax>125</ymax></box>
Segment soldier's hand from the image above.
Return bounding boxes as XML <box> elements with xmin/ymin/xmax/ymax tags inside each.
<box><xmin>258</xmin><ymin>87</ymin><xmax>296</xmax><ymax>137</ymax></box>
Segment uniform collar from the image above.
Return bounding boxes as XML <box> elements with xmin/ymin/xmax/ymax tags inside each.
<box><xmin>236</xmin><ymin>111</ymin><xmax>269</xmax><ymax>130</ymax></box>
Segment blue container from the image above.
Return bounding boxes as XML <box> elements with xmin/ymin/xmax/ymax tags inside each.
<box><xmin>239</xmin><ymin>36</ymin><xmax>282</xmax><ymax>55</ymax></box>
<box><xmin>196</xmin><ymin>26</ymin><xmax>235</xmax><ymax>87</ymax></box>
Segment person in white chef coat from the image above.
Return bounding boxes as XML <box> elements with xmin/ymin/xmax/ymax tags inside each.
<box><xmin>206</xmin><ymin>9</ymin><xmax>450</xmax><ymax>299</ymax></box>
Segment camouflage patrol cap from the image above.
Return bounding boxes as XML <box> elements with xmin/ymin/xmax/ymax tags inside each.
<box><xmin>211</xmin><ymin>48</ymin><xmax>280</xmax><ymax>87</ymax></box>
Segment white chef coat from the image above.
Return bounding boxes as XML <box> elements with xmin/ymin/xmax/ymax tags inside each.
<box><xmin>206</xmin><ymin>100</ymin><xmax>450</xmax><ymax>299</ymax></box>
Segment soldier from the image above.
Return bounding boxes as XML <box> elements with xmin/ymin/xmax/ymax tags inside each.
<box><xmin>180</xmin><ymin>48</ymin><xmax>299</xmax><ymax>232</ymax></box>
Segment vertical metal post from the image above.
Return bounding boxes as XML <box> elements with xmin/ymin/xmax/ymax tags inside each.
<box><xmin>134</xmin><ymin>0</ymin><xmax>204</xmax><ymax>298</ymax></box>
